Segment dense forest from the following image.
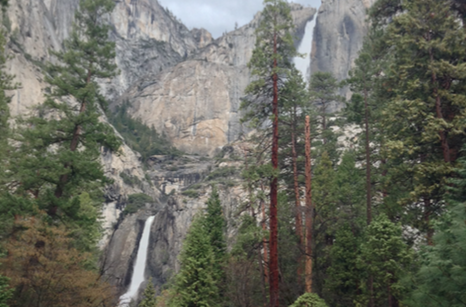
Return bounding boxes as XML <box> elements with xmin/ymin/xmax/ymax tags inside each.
<box><xmin>1</xmin><ymin>0</ymin><xmax>466</xmax><ymax>306</ymax></box>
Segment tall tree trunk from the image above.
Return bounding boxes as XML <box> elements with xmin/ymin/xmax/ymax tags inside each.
<box><xmin>291</xmin><ymin>107</ymin><xmax>303</xmax><ymax>281</ymax></box>
<box><xmin>269</xmin><ymin>30</ymin><xmax>280</xmax><ymax>307</ymax></box>
<box><xmin>304</xmin><ymin>115</ymin><xmax>313</xmax><ymax>293</ymax></box>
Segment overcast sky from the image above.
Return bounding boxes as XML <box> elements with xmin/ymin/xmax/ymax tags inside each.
<box><xmin>159</xmin><ymin>0</ymin><xmax>322</xmax><ymax>39</ymax></box>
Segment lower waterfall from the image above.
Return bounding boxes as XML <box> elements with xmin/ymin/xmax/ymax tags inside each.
<box><xmin>119</xmin><ymin>215</ymin><xmax>156</xmax><ymax>306</ymax></box>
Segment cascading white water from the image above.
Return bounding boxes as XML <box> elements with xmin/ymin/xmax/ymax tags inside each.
<box><xmin>293</xmin><ymin>14</ymin><xmax>318</xmax><ymax>83</ymax></box>
<box><xmin>119</xmin><ymin>215</ymin><xmax>156</xmax><ymax>306</ymax></box>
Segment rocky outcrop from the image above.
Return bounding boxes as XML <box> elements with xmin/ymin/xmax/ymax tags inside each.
<box><xmin>311</xmin><ymin>0</ymin><xmax>375</xmax><ymax>103</ymax></box>
<box><xmin>103</xmin><ymin>0</ymin><xmax>208</xmax><ymax>101</ymax></box>
<box><xmin>114</xmin><ymin>4</ymin><xmax>316</xmax><ymax>156</ymax></box>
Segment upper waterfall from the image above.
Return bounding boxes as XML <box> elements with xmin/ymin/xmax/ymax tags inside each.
<box><xmin>294</xmin><ymin>15</ymin><xmax>317</xmax><ymax>83</ymax></box>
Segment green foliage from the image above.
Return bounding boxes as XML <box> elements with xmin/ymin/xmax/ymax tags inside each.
<box><xmin>288</xmin><ymin>293</ymin><xmax>328</xmax><ymax>307</ymax></box>
<box><xmin>206</xmin><ymin>166</ymin><xmax>237</xmax><ymax>181</ymax></box>
<box><xmin>357</xmin><ymin>215</ymin><xmax>412</xmax><ymax>306</ymax></box>
<box><xmin>0</xmin><ymin>0</ymin><xmax>119</xmax><ymax>258</ymax></box>
<box><xmin>309</xmin><ymin>72</ymin><xmax>342</xmax><ymax>162</ymax></box>
<box><xmin>379</xmin><ymin>0</ymin><xmax>466</xmax><ymax>228</ymax></box>
<box><xmin>405</xmin><ymin>201</ymin><xmax>466</xmax><ymax>306</ymax></box>
<box><xmin>181</xmin><ymin>189</ymin><xmax>199</xmax><ymax>199</ymax></box>
<box><xmin>124</xmin><ymin>193</ymin><xmax>154</xmax><ymax>215</ymax></box>
<box><xmin>240</xmin><ymin>0</ymin><xmax>298</xmax><ymax>127</ymax></box>
<box><xmin>203</xmin><ymin>187</ymin><xmax>226</xmax><ymax>266</ymax></box>
<box><xmin>326</xmin><ymin>226</ymin><xmax>363</xmax><ymax>307</ymax></box>
<box><xmin>139</xmin><ymin>278</ymin><xmax>157</xmax><ymax>307</ymax></box>
<box><xmin>168</xmin><ymin>215</ymin><xmax>219</xmax><ymax>307</ymax></box>
<box><xmin>120</xmin><ymin>172</ymin><xmax>143</xmax><ymax>188</ymax></box>
<box><xmin>0</xmin><ymin>274</ymin><xmax>11</xmax><ymax>307</ymax></box>
<box><xmin>163</xmin><ymin>189</ymin><xmax>226</xmax><ymax>306</ymax></box>
<box><xmin>108</xmin><ymin>102</ymin><xmax>183</xmax><ymax>164</ymax></box>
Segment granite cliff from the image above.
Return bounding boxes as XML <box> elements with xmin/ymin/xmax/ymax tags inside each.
<box><xmin>113</xmin><ymin>4</ymin><xmax>317</xmax><ymax>156</ymax></box>
<box><xmin>311</xmin><ymin>0</ymin><xmax>376</xmax><ymax>102</ymax></box>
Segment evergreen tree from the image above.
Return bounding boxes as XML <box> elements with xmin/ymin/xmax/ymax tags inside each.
<box><xmin>1</xmin><ymin>0</ymin><xmax>120</xmax><ymax>251</ymax></box>
<box><xmin>380</xmin><ymin>0</ymin><xmax>466</xmax><ymax>242</ymax></box>
<box><xmin>169</xmin><ymin>215</ymin><xmax>219</xmax><ymax>307</ymax></box>
<box><xmin>240</xmin><ymin>1</ymin><xmax>298</xmax><ymax>305</ymax></box>
<box><xmin>278</xmin><ymin>67</ymin><xmax>310</xmax><ymax>260</ymax></box>
<box><xmin>308</xmin><ymin>72</ymin><xmax>342</xmax><ymax>162</ymax></box>
<box><xmin>311</xmin><ymin>151</ymin><xmax>337</xmax><ymax>297</ymax></box>
<box><xmin>203</xmin><ymin>187</ymin><xmax>226</xmax><ymax>269</ymax></box>
<box><xmin>406</xmin><ymin>202</ymin><xmax>466</xmax><ymax>307</ymax></box>
<box><xmin>357</xmin><ymin>215</ymin><xmax>411</xmax><ymax>307</ymax></box>
<box><xmin>326</xmin><ymin>226</ymin><xmax>363</xmax><ymax>307</ymax></box>
<box><xmin>139</xmin><ymin>278</ymin><xmax>157</xmax><ymax>307</ymax></box>
<box><xmin>288</xmin><ymin>293</ymin><xmax>328</xmax><ymax>307</ymax></box>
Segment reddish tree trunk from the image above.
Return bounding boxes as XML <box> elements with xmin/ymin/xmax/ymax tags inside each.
<box><xmin>269</xmin><ymin>30</ymin><xmax>280</xmax><ymax>307</ymax></box>
<box><xmin>304</xmin><ymin>115</ymin><xmax>313</xmax><ymax>293</ymax></box>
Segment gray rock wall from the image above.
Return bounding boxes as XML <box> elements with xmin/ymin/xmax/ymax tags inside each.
<box><xmin>311</xmin><ymin>0</ymin><xmax>375</xmax><ymax>103</ymax></box>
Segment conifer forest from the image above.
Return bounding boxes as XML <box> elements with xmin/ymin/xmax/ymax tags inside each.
<box><xmin>1</xmin><ymin>0</ymin><xmax>466</xmax><ymax>306</ymax></box>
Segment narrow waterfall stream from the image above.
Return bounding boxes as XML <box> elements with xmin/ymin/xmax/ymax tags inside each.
<box><xmin>119</xmin><ymin>215</ymin><xmax>156</xmax><ymax>306</ymax></box>
<box><xmin>293</xmin><ymin>12</ymin><xmax>318</xmax><ymax>83</ymax></box>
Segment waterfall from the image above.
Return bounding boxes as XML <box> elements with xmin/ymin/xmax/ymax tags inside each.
<box><xmin>119</xmin><ymin>215</ymin><xmax>156</xmax><ymax>306</ymax></box>
<box><xmin>293</xmin><ymin>14</ymin><xmax>318</xmax><ymax>83</ymax></box>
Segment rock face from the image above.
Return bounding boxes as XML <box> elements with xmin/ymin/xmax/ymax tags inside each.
<box><xmin>114</xmin><ymin>4</ymin><xmax>316</xmax><ymax>156</ymax></box>
<box><xmin>311</xmin><ymin>0</ymin><xmax>376</xmax><ymax>103</ymax></box>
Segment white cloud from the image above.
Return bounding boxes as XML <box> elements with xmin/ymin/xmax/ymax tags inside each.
<box><xmin>159</xmin><ymin>0</ymin><xmax>321</xmax><ymax>38</ymax></box>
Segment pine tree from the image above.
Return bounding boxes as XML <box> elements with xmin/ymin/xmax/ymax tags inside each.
<box><xmin>240</xmin><ymin>1</ymin><xmax>298</xmax><ymax>305</ymax></box>
<box><xmin>139</xmin><ymin>278</ymin><xmax>157</xmax><ymax>307</ymax></box>
<box><xmin>1</xmin><ymin>0</ymin><xmax>120</xmax><ymax>251</ymax></box>
<box><xmin>406</xmin><ymin>202</ymin><xmax>466</xmax><ymax>307</ymax></box>
<box><xmin>203</xmin><ymin>187</ymin><xmax>226</xmax><ymax>270</ymax></box>
<box><xmin>379</xmin><ymin>0</ymin><xmax>466</xmax><ymax>243</ymax></box>
<box><xmin>357</xmin><ymin>215</ymin><xmax>411</xmax><ymax>307</ymax></box>
<box><xmin>308</xmin><ymin>72</ymin><xmax>342</xmax><ymax>162</ymax></box>
<box><xmin>311</xmin><ymin>151</ymin><xmax>337</xmax><ymax>297</ymax></box>
<box><xmin>326</xmin><ymin>226</ymin><xmax>363</xmax><ymax>307</ymax></box>
<box><xmin>169</xmin><ymin>215</ymin><xmax>219</xmax><ymax>307</ymax></box>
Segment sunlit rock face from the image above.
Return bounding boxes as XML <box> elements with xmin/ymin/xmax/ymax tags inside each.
<box><xmin>113</xmin><ymin>4</ymin><xmax>316</xmax><ymax>157</ymax></box>
<box><xmin>311</xmin><ymin>0</ymin><xmax>376</xmax><ymax>105</ymax></box>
